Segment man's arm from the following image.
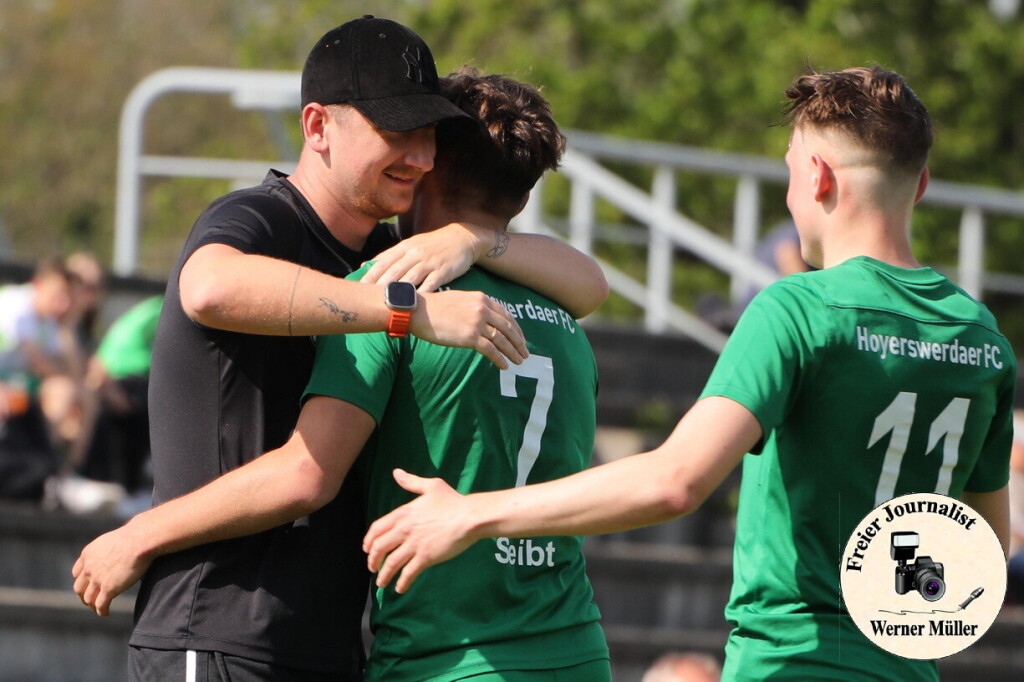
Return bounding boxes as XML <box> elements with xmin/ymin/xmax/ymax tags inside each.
<box><xmin>179</xmin><ymin>243</ymin><xmax>527</xmax><ymax>369</ymax></box>
<box><xmin>71</xmin><ymin>396</ymin><xmax>375</xmax><ymax>616</ymax></box>
<box><xmin>961</xmin><ymin>486</ymin><xmax>1010</xmax><ymax>560</ymax></box>
<box><xmin>360</xmin><ymin>223</ymin><xmax>610</xmax><ymax>319</ymax></box>
<box><xmin>364</xmin><ymin>396</ymin><xmax>761</xmax><ymax>593</ymax></box>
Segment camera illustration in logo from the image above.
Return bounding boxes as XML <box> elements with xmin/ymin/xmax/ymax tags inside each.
<box><xmin>891</xmin><ymin>531</ymin><xmax>945</xmax><ymax>601</ymax></box>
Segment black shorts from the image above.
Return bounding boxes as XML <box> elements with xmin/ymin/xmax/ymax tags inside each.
<box><xmin>128</xmin><ymin>647</ymin><xmax>361</xmax><ymax>682</ymax></box>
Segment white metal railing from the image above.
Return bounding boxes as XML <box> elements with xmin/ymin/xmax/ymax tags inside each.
<box><xmin>514</xmin><ymin>131</ymin><xmax>1024</xmax><ymax>350</ymax></box>
<box><xmin>116</xmin><ymin>68</ymin><xmax>1024</xmax><ymax>353</ymax></box>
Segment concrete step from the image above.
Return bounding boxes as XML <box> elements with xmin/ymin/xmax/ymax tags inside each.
<box><xmin>0</xmin><ymin>503</ymin><xmax>123</xmax><ymax>592</ymax></box>
<box><xmin>0</xmin><ymin>587</ymin><xmax>133</xmax><ymax>682</ymax></box>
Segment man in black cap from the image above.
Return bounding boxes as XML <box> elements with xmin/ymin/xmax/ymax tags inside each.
<box><xmin>80</xmin><ymin>16</ymin><xmax>607</xmax><ymax>681</ymax></box>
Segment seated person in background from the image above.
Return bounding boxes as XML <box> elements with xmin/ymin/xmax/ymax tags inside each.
<box><xmin>77</xmin><ymin>295</ymin><xmax>162</xmax><ymax>494</ymax></box>
<box><xmin>699</xmin><ymin>219</ymin><xmax>812</xmax><ymax>331</ymax></box>
<box><xmin>64</xmin><ymin>251</ymin><xmax>106</xmax><ymax>353</ymax></box>
<box><xmin>42</xmin><ymin>251</ymin><xmax>108</xmax><ymax>448</ymax></box>
<box><xmin>0</xmin><ymin>256</ymin><xmax>74</xmax><ymax>501</ymax></box>
<box><xmin>55</xmin><ymin>295</ymin><xmax>164</xmax><ymax>514</ymax></box>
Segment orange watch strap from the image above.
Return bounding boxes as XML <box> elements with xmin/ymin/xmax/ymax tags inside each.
<box><xmin>387</xmin><ymin>310</ymin><xmax>412</xmax><ymax>337</ymax></box>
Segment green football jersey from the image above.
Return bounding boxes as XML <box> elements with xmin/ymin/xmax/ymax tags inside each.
<box><xmin>305</xmin><ymin>265</ymin><xmax>608</xmax><ymax>681</ymax></box>
<box><xmin>96</xmin><ymin>295</ymin><xmax>163</xmax><ymax>380</ymax></box>
<box><xmin>701</xmin><ymin>257</ymin><xmax>1016</xmax><ymax>681</ymax></box>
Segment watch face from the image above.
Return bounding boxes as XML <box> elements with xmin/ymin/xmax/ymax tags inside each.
<box><xmin>386</xmin><ymin>281</ymin><xmax>417</xmax><ymax>310</ymax></box>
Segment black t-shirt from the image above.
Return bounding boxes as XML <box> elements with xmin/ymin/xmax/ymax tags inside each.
<box><xmin>135</xmin><ymin>171</ymin><xmax>398</xmax><ymax>675</ymax></box>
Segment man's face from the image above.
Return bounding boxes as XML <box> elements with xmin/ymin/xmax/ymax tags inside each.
<box><xmin>329</xmin><ymin>107</ymin><xmax>436</xmax><ymax>221</ymax></box>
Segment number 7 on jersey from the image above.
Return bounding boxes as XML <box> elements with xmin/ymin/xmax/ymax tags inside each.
<box><xmin>500</xmin><ymin>354</ymin><xmax>554</xmax><ymax>487</ymax></box>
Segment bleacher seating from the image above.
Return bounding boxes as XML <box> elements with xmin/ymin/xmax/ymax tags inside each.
<box><xmin>1</xmin><ymin>273</ymin><xmax>1023</xmax><ymax>680</ymax></box>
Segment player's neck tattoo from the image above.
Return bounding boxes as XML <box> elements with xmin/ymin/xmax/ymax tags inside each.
<box><xmin>318</xmin><ymin>297</ymin><xmax>358</xmax><ymax>322</ymax></box>
<box><xmin>485</xmin><ymin>232</ymin><xmax>510</xmax><ymax>260</ymax></box>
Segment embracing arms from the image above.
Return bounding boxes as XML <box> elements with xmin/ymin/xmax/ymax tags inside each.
<box><xmin>360</xmin><ymin>223</ymin><xmax>608</xmax><ymax>319</ymax></box>
<box><xmin>72</xmin><ymin>396</ymin><xmax>375</xmax><ymax>616</ymax></box>
<box><xmin>363</xmin><ymin>396</ymin><xmax>762</xmax><ymax>593</ymax></box>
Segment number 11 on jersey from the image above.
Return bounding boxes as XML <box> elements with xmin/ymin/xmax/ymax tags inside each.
<box><xmin>869</xmin><ymin>392</ymin><xmax>970</xmax><ymax>506</ymax></box>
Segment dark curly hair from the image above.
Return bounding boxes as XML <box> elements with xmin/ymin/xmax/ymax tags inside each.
<box><xmin>784</xmin><ymin>65</ymin><xmax>932</xmax><ymax>175</ymax></box>
<box><xmin>433</xmin><ymin>67</ymin><xmax>565</xmax><ymax>219</ymax></box>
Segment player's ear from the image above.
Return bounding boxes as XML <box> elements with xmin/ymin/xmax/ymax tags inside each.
<box><xmin>810</xmin><ymin>154</ymin><xmax>834</xmax><ymax>203</ymax></box>
<box><xmin>301</xmin><ymin>103</ymin><xmax>331</xmax><ymax>153</ymax></box>
<box><xmin>913</xmin><ymin>167</ymin><xmax>929</xmax><ymax>204</ymax></box>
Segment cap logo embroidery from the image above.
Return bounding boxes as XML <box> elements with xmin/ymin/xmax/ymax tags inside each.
<box><xmin>402</xmin><ymin>46</ymin><xmax>427</xmax><ymax>84</ymax></box>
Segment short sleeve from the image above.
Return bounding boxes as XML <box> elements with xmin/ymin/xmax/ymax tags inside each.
<box><xmin>303</xmin><ymin>263</ymin><xmax>401</xmax><ymax>424</ymax></box>
<box><xmin>190</xmin><ymin>194</ymin><xmax>295</xmax><ymax>258</ymax></box>
<box><xmin>964</xmin><ymin>358</ymin><xmax>1018</xmax><ymax>493</ymax></box>
<box><xmin>700</xmin><ymin>278</ymin><xmax>829</xmax><ymax>448</ymax></box>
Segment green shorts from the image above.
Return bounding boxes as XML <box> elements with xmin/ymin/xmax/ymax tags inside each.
<box><xmin>456</xmin><ymin>659</ymin><xmax>612</xmax><ymax>682</ymax></box>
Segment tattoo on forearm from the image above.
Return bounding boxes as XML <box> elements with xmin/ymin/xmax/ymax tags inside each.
<box><xmin>319</xmin><ymin>297</ymin><xmax>359</xmax><ymax>322</ymax></box>
<box><xmin>287</xmin><ymin>267</ymin><xmax>301</xmax><ymax>336</ymax></box>
<box><xmin>485</xmin><ymin>232</ymin><xmax>510</xmax><ymax>259</ymax></box>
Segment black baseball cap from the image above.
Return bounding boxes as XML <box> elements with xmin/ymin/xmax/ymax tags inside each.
<box><xmin>301</xmin><ymin>15</ymin><xmax>470</xmax><ymax>132</ymax></box>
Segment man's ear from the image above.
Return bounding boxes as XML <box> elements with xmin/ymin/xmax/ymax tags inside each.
<box><xmin>810</xmin><ymin>154</ymin><xmax>835</xmax><ymax>203</ymax></box>
<box><xmin>914</xmin><ymin>167</ymin><xmax>930</xmax><ymax>204</ymax></box>
<box><xmin>301</xmin><ymin>104</ymin><xmax>331</xmax><ymax>153</ymax></box>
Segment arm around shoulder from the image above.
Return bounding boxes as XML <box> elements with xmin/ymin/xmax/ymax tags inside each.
<box><xmin>178</xmin><ymin>243</ymin><xmax>388</xmax><ymax>335</ymax></box>
<box><xmin>360</xmin><ymin>223</ymin><xmax>609</xmax><ymax>319</ymax></box>
<box><xmin>478</xmin><ymin>231</ymin><xmax>609</xmax><ymax>319</ymax></box>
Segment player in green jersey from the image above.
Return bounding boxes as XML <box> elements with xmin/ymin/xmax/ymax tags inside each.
<box><xmin>310</xmin><ymin>69</ymin><xmax>609</xmax><ymax>680</ymax></box>
<box><xmin>72</xmin><ymin>69</ymin><xmax>611</xmax><ymax>680</ymax></box>
<box><xmin>364</xmin><ymin>65</ymin><xmax>1017</xmax><ymax>681</ymax></box>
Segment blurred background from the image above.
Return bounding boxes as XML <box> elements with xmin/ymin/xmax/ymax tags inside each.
<box><xmin>2</xmin><ymin>1</ymin><xmax>1024</xmax><ymax>680</ymax></box>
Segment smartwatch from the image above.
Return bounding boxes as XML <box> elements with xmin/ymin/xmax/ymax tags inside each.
<box><xmin>385</xmin><ymin>281</ymin><xmax>417</xmax><ymax>338</ymax></box>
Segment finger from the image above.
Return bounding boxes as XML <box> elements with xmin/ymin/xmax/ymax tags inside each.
<box><xmin>362</xmin><ymin>243</ymin><xmax>411</xmax><ymax>281</ymax></box>
<box><xmin>376</xmin><ymin>543</ymin><xmax>414</xmax><ymax>589</ymax></box>
<box><xmin>365</xmin><ymin>522</ymin><xmax>401</xmax><ymax>570</ymax></box>
<box><xmin>476</xmin><ymin>339</ymin><xmax>510</xmax><ymax>370</ymax></box>
<box><xmin>363</xmin><ymin>516</ymin><xmax>391</xmax><ymax>554</ymax></box>
<box><xmin>380</xmin><ymin>255</ymin><xmax>430</xmax><ymax>287</ymax></box>
<box><xmin>71</xmin><ymin>556</ymin><xmax>83</xmax><ymax>579</ymax></box>
<box><xmin>96</xmin><ymin>590</ymin><xmax>111</xmax><ymax>618</ymax></box>
<box><xmin>397</xmin><ymin>262</ymin><xmax>430</xmax><ymax>287</ymax></box>
<box><xmin>359</xmin><ymin>264</ymin><xmax>380</xmax><ymax>285</ymax></box>
<box><xmin>489</xmin><ymin>306</ymin><xmax>528</xmax><ymax>358</ymax></box>
<box><xmin>392</xmin><ymin>468</ymin><xmax>429</xmax><ymax>494</ymax></box>
<box><xmin>73</xmin><ymin>573</ymin><xmax>88</xmax><ymax>601</ymax></box>
<box><xmin>83</xmin><ymin>581</ymin><xmax>100</xmax><ymax>612</ymax></box>
<box><xmin>395</xmin><ymin>557</ymin><xmax>429</xmax><ymax>594</ymax></box>
<box><xmin>486</xmin><ymin>326</ymin><xmax>526</xmax><ymax>368</ymax></box>
<box><xmin>416</xmin><ymin>270</ymin><xmax>446</xmax><ymax>294</ymax></box>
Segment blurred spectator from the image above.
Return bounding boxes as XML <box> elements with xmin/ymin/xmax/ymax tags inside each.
<box><xmin>74</xmin><ymin>295</ymin><xmax>162</xmax><ymax>495</ymax></box>
<box><xmin>49</xmin><ymin>295</ymin><xmax>163</xmax><ymax>515</ymax></box>
<box><xmin>0</xmin><ymin>256</ymin><xmax>74</xmax><ymax>501</ymax></box>
<box><xmin>1008</xmin><ymin>409</ymin><xmax>1024</xmax><ymax>603</ymax></box>
<box><xmin>699</xmin><ymin>219</ymin><xmax>812</xmax><ymax>332</ymax></box>
<box><xmin>38</xmin><ymin>251</ymin><xmax>108</xmax><ymax>449</ymax></box>
<box><xmin>642</xmin><ymin>651</ymin><xmax>722</xmax><ymax>682</ymax></box>
<box><xmin>65</xmin><ymin>251</ymin><xmax>106</xmax><ymax>352</ymax></box>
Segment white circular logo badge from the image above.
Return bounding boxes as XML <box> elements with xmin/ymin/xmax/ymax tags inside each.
<box><xmin>840</xmin><ymin>492</ymin><xmax>1005</xmax><ymax>660</ymax></box>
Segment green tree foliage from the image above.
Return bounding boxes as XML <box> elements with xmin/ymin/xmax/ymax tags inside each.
<box><xmin>1</xmin><ymin>1</ymin><xmax>1022</xmax><ymax>339</ymax></box>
